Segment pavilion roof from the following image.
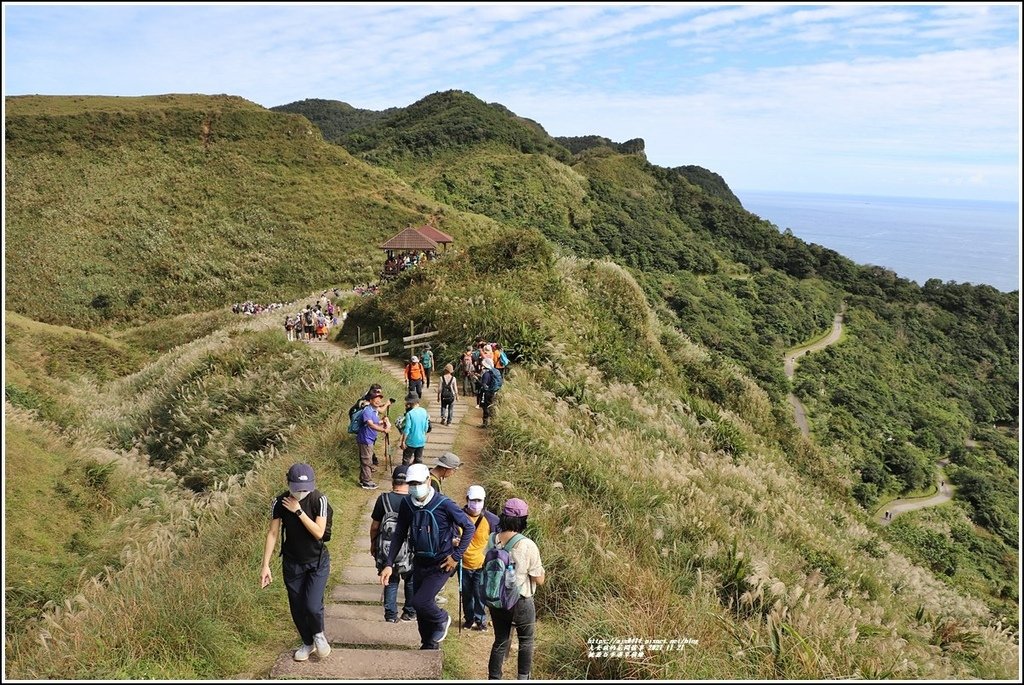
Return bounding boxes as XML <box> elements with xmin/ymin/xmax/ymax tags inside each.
<box><xmin>379</xmin><ymin>227</ymin><xmax>439</xmax><ymax>251</ymax></box>
<box><xmin>413</xmin><ymin>224</ymin><xmax>455</xmax><ymax>244</ymax></box>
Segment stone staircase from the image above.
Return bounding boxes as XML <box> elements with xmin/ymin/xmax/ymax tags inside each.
<box><xmin>270</xmin><ymin>340</ymin><xmax>470</xmax><ymax>680</ymax></box>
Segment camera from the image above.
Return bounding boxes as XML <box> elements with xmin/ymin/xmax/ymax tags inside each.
<box><xmin>389</xmin><ymin>398</ymin><xmax>397</xmax><ymax>405</ymax></box>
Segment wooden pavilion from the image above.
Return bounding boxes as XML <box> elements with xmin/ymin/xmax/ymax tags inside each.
<box><xmin>379</xmin><ymin>227</ymin><xmax>440</xmax><ymax>279</ymax></box>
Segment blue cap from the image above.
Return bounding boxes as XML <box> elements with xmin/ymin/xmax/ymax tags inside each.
<box><xmin>287</xmin><ymin>463</ymin><xmax>316</xmax><ymax>492</ymax></box>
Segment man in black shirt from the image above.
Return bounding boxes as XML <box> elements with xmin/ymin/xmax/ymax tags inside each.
<box><xmin>260</xmin><ymin>463</ymin><xmax>332</xmax><ymax>662</ymax></box>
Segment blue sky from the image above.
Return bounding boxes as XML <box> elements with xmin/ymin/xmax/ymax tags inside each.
<box><xmin>3</xmin><ymin>2</ymin><xmax>1021</xmax><ymax>202</ymax></box>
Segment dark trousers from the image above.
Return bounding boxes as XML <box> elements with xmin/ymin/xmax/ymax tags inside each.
<box><xmin>424</xmin><ymin>367</ymin><xmax>432</xmax><ymax>388</ymax></box>
<box><xmin>411</xmin><ymin>561</ymin><xmax>455</xmax><ymax>649</ymax></box>
<box><xmin>384</xmin><ymin>568</ymin><xmax>416</xmax><ymax>621</ymax></box>
<box><xmin>283</xmin><ymin>553</ymin><xmax>331</xmax><ymax>645</ymax></box>
<box><xmin>481</xmin><ymin>391</ymin><xmax>495</xmax><ymax>426</ymax></box>
<box><xmin>461</xmin><ymin>567</ymin><xmax>486</xmax><ymax>627</ymax></box>
<box><xmin>408</xmin><ymin>380</ymin><xmax>423</xmax><ymax>399</ymax></box>
<box><xmin>402</xmin><ymin>445</ymin><xmax>425</xmax><ymax>465</ymax></box>
<box><xmin>440</xmin><ymin>399</ymin><xmax>454</xmax><ymax>424</ymax></box>
<box><xmin>488</xmin><ymin>596</ymin><xmax>536</xmax><ymax>679</ymax></box>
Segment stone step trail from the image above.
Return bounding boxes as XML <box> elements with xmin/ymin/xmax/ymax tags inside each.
<box><xmin>270</xmin><ymin>339</ymin><xmax>474</xmax><ymax>680</ymax></box>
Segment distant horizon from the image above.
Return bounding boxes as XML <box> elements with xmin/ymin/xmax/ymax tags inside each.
<box><xmin>736</xmin><ymin>187</ymin><xmax>1022</xmax><ymax>207</ymax></box>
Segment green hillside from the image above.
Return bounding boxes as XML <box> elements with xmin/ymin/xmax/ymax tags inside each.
<box><xmin>3</xmin><ymin>92</ymin><xmax>1018</xmax><ymax>679</ymax></box>
<box><xmin>4</xmin><ymin>94</ymin><xmax>491</xmax><ymax>328</ymax></box>
<box><xmin>269</xmin><ymin>97</ymin><xmax>399</xmax><ymax>139</ymax></box>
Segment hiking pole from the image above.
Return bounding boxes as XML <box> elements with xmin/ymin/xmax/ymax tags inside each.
<box><xmin>458</xmin><ymin>560</ymin><xmax>463</xmax><ymax>634</ymax></box>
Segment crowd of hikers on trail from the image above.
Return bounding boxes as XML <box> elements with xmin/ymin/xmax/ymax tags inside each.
<box><xmin>259</xmin><ymin>333</ymin><xmax>542</xmax><ymax>677</ymax></box>
<box><xmin>231</xmin><ymin>300</ymin><xmax>285</xmax><ymax>315</ymax></box>
<box><xmin>283</xmin><ymin>300</ymin><xmax>348</xmax><ymax>343</ymax></box>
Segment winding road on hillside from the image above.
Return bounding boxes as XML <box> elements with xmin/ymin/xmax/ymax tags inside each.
<box><xmin>784</xmin><ymin>307</ymin><xmax>846</xmax><ymax>437</ymax></box>
<box><xmin>782</xmin><ymin>307</ymin><xmax>956</xmax><ymax>525</ymax></box>
<box><xmin>877</xmin><ymin>459</ymin><xmax>955</xmax><ymax>525</ymax></box>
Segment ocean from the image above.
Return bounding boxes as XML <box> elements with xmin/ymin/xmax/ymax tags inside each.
<box><xmin>736</xmin><ymin>191</ymin><xmax>1020</xmax><ymax>293</ymax></box>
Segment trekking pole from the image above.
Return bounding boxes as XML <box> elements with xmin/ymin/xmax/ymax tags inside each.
<box><xmin>458</xmin><ymin>560</ymin><xmax>463</xmax><ymax>634</ymax></box>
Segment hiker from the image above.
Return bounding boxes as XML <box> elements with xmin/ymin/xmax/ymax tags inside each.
<box><xmin>421</xmin><ymin>344</ymin><xmax>435</xmax><ymax>389</ymax></box>
<box><xmin>461</xmin><ymin>346</ymin><xmax>476</xmax><ymax>396</ymax></box>
<box><xmin>493</xmin><ymin>343</ymin><xmax>510</xmax><ymax>377</ymax></box>
<box><xmin>437</xmin><ymin>363</ymin><xmax>458</xmax><ymax>425</ymax></box>
<box><xmin>400</xmin><ymin>392</ymin><xmax>430</xmax><ymax>465</ymax></box>
<box><xmin>379</xmin><ymin>463</ymin><xmax>477</xmax><ymax>650</ymax></box>
<box><xmin>479</xmin><ymin>358</ymin><xmax>502</xmax><ymax>428</ymax></box>
<box><xmin>406</xmin><ymin>355</ymin><xmax>426</xmax><ymax>399</ymax></box>
<box><xmin>487</xmin><ymin>498</ymin><xmax>546</xmax><ymax>680</ymax></box>
<box><xmin>370</xmin><ymin>465</ymin><xmax>416</xmax><ymax>623</ymax></box>
<box><xmin>460</xmin><ymin>485</ymin><xmax>499</xmax><ymax>631</ymax></box>
<box><xmin>356</xmin><ymin>390</ymin><xmax>390</xmax><ymax>489</ymax></box>
<box><xmin>259</xmin><ymin>463</ymin><xmax>333</xmax><ymax>662</ymax></box>
<box><xmin>430</xmin><ymin>452</ymin><xmax>461</xmax><ymax>494</ymax></box>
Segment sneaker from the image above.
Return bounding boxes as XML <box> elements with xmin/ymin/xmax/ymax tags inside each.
<box><xmin>435</xmin><ymin>595</ymin><xmax>448</xmax><ymax>605</ymax></box>
<box><xmin>463</xmin><ymin>620</ymin><xmax>476</xmax><ymax>630</ymax></box>
<box><xmin>435</xmin><ymin>615</ymin><xmax>453</xmax><ymax>643</ymax></box>
<box><xmin>400</xmin><ymin>612</ymin><xmax>417</xmax><ymax>622</ymax></box>
<box><xmin>361</xmin><ymin>481</ymin><xmax>379</xmax><ymax>490</ymax></box>
<box><xmin>294</xmin><ymin>644</ymin><xmax>315</xmax><ymax>661</ymax></box>
<box><xmin>313</xmin><ymin>633</ymin><xmax>331</xmax><ymax>658</ymax></box>
<box><xmin>474</xmin><ymin>622</ymin><xmax>489</xmax><ymax>632</ymax></box>
<box><xmin>385</xmin><ymin>617</ymin><xmax>399</xmax><ymax>623</ymax></box>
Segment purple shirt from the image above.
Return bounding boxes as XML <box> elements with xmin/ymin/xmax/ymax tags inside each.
<box><xmin>357</xmin><ymin>404</ymin><xmax>381</xmax><ymax>445</ymax></box>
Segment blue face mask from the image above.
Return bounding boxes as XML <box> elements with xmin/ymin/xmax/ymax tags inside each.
<box><xmin>409</xmin><ymin>484</ymin><xmax>430</xmax><ymax>501</ymax></box>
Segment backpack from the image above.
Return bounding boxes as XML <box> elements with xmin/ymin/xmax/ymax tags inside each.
<box><xmin>487</xmin><ymin>369</ymin><xmax>504</xmax><ymax>393</ymax></box>
<box><xmin>348</xmin><ymin>400</ymin><xmax>367</xmax><ymax>434</ymax></box>
<box><xmin>482</xmin><ymin>533</ymin><xmax>525</xmax><ymax>610</ymax></box>
<box><xmin>304</xmin><ymin>310</ymin><xmax>314</xmax><ymax>325</ymax></box>
<box><xmin>440</xmin><ymin>376</ymin><xmax>456</xmax><ymax>402</ymax></box>
<box><xmin>409</xmin><ymin>494</ymin><xmax>450</xmax><ymax>560</ymax></box>
<box><xmin>376</xmin><ymin>493</ymin><xmax>412</xmax><ymax>573</ymax></box>
<box><xmin>498</xmin><ymin>350</ymin><xmax>510</xmax><ymax>367</ymax></box>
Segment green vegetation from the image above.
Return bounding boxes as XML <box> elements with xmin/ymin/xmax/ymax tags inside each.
<box><xmin>270</xmin><ymin>98</ymin><xmax>399</xmax><ymax>139</ymax></box>
<box><xmin>4</xmin><ymin>90</ymin><xmax>1017</xmax><ymax>680</ymax></box>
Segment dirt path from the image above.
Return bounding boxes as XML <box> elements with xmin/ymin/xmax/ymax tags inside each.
<box><xmin>784</xmin><ymin>307</ymin><xmax>845</xmax><ymax>437</ymax></box>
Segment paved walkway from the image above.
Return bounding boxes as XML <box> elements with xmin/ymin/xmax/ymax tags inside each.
<box><xmin>878</xmin><ymin>460</ymin><xmax>955</xmax><ymax>525</ymax></box>
<box><xmin>269</xmin><ymin>341</ymin><xmax>468</xmax><ymax>679</ymax></box>
<box><xmin>784</xmin><ymin>308</ymin><xmax>845</xmax><ymax>437</ymax></box>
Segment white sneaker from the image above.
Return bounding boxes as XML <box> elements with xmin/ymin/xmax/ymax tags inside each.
<box><xmin>294</xmin><ymin>643</ymin><xmax>315</xmax><ymax>661</ymax></box>
<box><xmin>314</xmin><ymin>632</ymin><xmax>331</xmax><ymax>658</ymax></box>
<box><xmin>436</xmin><ymin>594</ymin><xmax>448</xmax><ymax>605</ymax></box>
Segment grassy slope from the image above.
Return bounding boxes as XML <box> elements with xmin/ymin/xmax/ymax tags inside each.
<box><xmin>346</xmin><ymin>241</ymin><xmax>1017</xmax><ymax>679</ymax></box>
<box><xmin>4</xmin><ymin>94</ymin><xmax>494</xmax><ymax>328</ymax></box>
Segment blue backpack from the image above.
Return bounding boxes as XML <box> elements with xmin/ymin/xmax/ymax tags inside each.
<box><xmin>487</xmin><ymin>369</ymin><xmax>504</xmax><ymax>393</ymax></box>
<box><xmin>482</xmin><ymin>533</ymin><xmax>525</xmax><ymax>610</ymax></box>
<box><xmin>348</xmin><ymin>401</ymin><xmax>366</xmax><ymax>434</ymax></box>
<box><xmin>409</xmin><ymin>494</ymin><xmax>450</xmax><ymax>560</ymax></box>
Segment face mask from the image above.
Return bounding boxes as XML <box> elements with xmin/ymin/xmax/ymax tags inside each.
<box><xmin>409</xmin><ymin>484</ymin><xmax>430</xmax><ymax>502</ymax></box>
<box><xmin>290</xmin><ymin>489</ymin><xmax>309</xmax><ymax>500</ymax></box>
<box><xmin>467</xmin><ymin>501</ymin><xmax>484</xmax><ymax>515</ymax></box>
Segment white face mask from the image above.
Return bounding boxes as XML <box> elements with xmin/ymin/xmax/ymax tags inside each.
<box><xmin>290</xmin><ymin>489</ymin><xmax>310</xmax><ymax>500</ymax></box>
<box><xmin>409</xmin><ymin>484</ymin><xmax>430</xmax><ymax>503</ymax></box>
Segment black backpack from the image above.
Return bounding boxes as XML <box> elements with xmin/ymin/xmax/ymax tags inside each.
<box><xmin>304</xmin><ymin>310</ymin><xmax>314</xmax><ymax>325</ymax></box>
<box><xmin>440</xmin><ymin>376</ymin><xmax>456</xmax><ymax>402</ymax></box>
